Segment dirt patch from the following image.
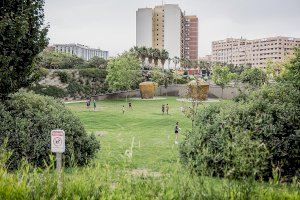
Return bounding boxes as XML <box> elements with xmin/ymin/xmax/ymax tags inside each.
<box><xmin>130</xmin><ymin>169</ymin><xmax>161</xmax><ymax>177</ymax></box>
<box><xmin>95</xmin><ymin>131</ymin><xmax>107</xmax><ymax>137</ymax></box>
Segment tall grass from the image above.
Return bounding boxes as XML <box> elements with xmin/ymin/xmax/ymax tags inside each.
<box><xmin>0</xmin><ymin>153</ymin><xmax>299</xmax><ymax>199</ymax></box>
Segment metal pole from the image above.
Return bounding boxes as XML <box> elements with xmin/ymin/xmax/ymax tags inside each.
<box><xmin>56</xmin><ymin>152</ymin><xmax>62</xmax><ymax>197</ymax></box>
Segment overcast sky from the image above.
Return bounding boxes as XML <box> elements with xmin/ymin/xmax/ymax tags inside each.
<box><xmin>44</xmin><ymin>0</ymin><xmax>300</xmax><ymax>57</ymax></box>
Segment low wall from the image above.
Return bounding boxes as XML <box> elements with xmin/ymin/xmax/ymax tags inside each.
<box><xmin>92</xmin><ymin>90</ymin><xmax>140</xmax><ymax>100</ymax></box>
<box><xmin>89</xmin><ymin>84</ymin><xmax>243</xmax><ymax>100</ymax></box>
<box><xmin>155</xmin><ymin>84</ymin><xmax>241</xmax><ymax>99</ymax></box>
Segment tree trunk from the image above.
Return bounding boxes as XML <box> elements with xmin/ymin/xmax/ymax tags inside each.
<box><xmin>221</xmin><ymin>88</ymin><xmax>224</xmax><ymax>99</ymax></box>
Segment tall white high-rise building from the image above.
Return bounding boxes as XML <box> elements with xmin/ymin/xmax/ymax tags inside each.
<box><xmin>163</xmin><ymin>4</ymin><xmax>182</xmax><ymax>61</ymax></box>
<box><xmin>136</xmin><ymin>8</ymin><xmax>152</xmax><ymax>48</ymax></box>
<box><xmin>136</xmin><ymin>4</ymin><xmax>198</xmax><ymax>69</ymax></box>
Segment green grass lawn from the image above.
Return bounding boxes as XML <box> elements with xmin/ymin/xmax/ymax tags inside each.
<box><xmin>1</xmin><ymin>97</ymin><xmax>298</xmax><ymax>199</ymax></box>
<box><xmin>66</xmin><ymin>97</ymin><xmax>193</xmax><ymax>172</ymax></box>
<box><xmin>59</xmin><ymin>97</ymin><xmax>300</xmax><ymax>199</ymax></box>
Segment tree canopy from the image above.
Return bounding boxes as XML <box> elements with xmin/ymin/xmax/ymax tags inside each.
<box><xmin>240</xmin><ymin>68</ymin><xmax>267</xmax><ymax>88</ymax></box>
<box><xmin>37</xmin><ymin>50</ymin><xmax>85</xmax><ymax>69</ymax></box>
<box><xmin>0</xmin><ymin>0</ymin><xmax>49</xmax><ymax>99</ymax></box>
<box><xmin>212</xmin><ymin>66</ymin><xmax>235</xmax><ymax>89</ymax></box>
<box><xmin>106</xmin><ymin>52</ymin><xmax>142</xmax><ymax>91</ymax></box>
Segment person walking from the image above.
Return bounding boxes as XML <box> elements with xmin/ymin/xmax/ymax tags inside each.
<box><xmin>174</xmin><ymin>122</ymin><xmax>181</xmax><ymax>144</ymax></box>
<box><xmin>93</xmin><ymin>99</ymin><xmax>96</xmax><ymax>111</ymax></box>
<box><xmin>122</xmin><ymin>105</ymin><xmax>125</xmax><ymax>114</ymax></box>
<box><xmin>162</xmin><ymin>104</ymin><xmax>165</xmax><ymax>115</ymax></box>
<box><xmin>166</xmin><ymin>104</ymin><xmax>170</xmax><ymax>115</ymax></box>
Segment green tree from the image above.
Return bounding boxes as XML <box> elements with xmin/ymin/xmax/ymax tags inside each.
<box><xmin>147</xmin><ymin>47</ymin><xmax>155</xmax><ymax>65</ymax></box>
<box><xmin>0</xmin><ymin>0</ymin><xmax>49</xmax><ymax>100</ymax></box>
<box><xmin>150</xmin><ymin>68</ymin><xmax>164</xmax><ymax>85</ymax></box>
<box><xmin>139</xmin><ymin>46</ymin><xmax>148</xmax><ymax>65</ymax></box>
<box><xmin>240</xmin><ymin>68</ymin><xmax>267</xmax><ymax>89</ymax></box>
<box><xmin>106</xmin><ymin>52</ymin><xmax>142</xmax><ymax>100</ymax></box>
<box><xmin>212</xmin><ymin>66</ymin><xmax>236</xmax><ymax>98</ymax></box>
<box><xmin>153</xmin><ymin>48</ymin><xmax>161</xmax><ymax>66</ymax></box>
<box><xmin>173</xmin><ymin>56</ymin><xmax>180</xmax><ymax>70</ymax></box>
<box><xmin>159</xmin><ymin>49</ymin><xmax>169</xmax><ymax>69</ymax></box>
<box><xmin>37</xmin><ymin>50</ymin><xmax>85</xmax><ymax>69</ymax></box>
<box><xmin>279</xmin><ymin>48</ymin><xmax>300</xmax><ymax>89</ymax></box>
<box><xmin>86</xmin><ymin>56</ymin><xmax>108</xmax><ymax>69</ymax></box>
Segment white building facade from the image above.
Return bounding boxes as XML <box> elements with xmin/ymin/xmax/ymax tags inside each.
<box><xmin>136</xmin><ymin>8</ymin><xmax>153</xmax><ymax>48</ymax></box>
<box><xmin>136</xmin><ymin>4</ymin><xmax>198</xmax><ymax>69</ymax></box>
<box><xmin>53</xmin><ymin>43</ymin><xmax>109</xmax><ymax>61</ymax></box>
<box><xmin>212</xmin><ymin>37</ymin><xmax>300</xmax><ymax>68</ymax></box>
<box><xmin>163</xmin><ymin>4</ymin><xmax>182</xmax><ymax>62</ymax></box>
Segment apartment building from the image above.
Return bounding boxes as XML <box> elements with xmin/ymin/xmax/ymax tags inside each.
<box><xmin>53</xmin><ymin>43</ymin><xmax>109</xmax><ymax>61</ymax></box>
<box><xmin>136</xmin><ymin>4</ymin><xmax>198</xmax><ymax>69</ymax></box>
<box><xmin>212</xmin><ymin>36</ymin><xmax>300</xmax><ymax>68</ymax></box>
<box><xmin>183</xmin><ymin>15</ymin><xmax>198</xmax><ymax>60</ymax></box>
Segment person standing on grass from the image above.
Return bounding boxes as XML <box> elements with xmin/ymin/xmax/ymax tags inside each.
<box><xmin>128</xmin><ymin>102</ymin><xmax>132</xmax><ymax>109</ymax></box>
<box><xmin>166</xmin><ymin>104</ymin><xmax>170</xmax><ymax>115</ymax></box>
<box><xmin>174</xmin><ymin>122</ymin><xmax>181</xmax><ymax>144</ymax></box>
<box><xmin>162</xmin><ymin>104</ymin><xmax>165</xmax><ymax>115</ymax></box>
<box><xmin>93</xmin><ymin>99</ymin><xmax>96</xmax><ymax>111</ymax></box>
<box><xmin>122</xmin><ymin>105</ymin><xmax>125</xmax><ymax>114</ymax></box>
<box><xmin>86</xmin><ymin>98</ymin><xmax>91</xmax><ymax>110</ymax></box>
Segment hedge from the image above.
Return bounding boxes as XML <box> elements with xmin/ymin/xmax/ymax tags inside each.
<box><xmin>0</xmin><ymin>92</ymin><xmax>100</xmax><ymax>170</ymax></box>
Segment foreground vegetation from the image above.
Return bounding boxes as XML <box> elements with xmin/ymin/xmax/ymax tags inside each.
<box><xmin>1</xmin><ymin>97</ymin><xmax>299</xmax><ymax>199</ymax></box>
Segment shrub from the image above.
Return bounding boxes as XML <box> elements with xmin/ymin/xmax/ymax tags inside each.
<box><xmin>240</xmin><ymin>68</ymin><xmax>267</xmax><ymax>88</ymax></box>
<box><xmin>38</xmin><ymin>67</ymin><xmax>50</xmax><ymax>78</ymax></box>
<box><xmin>0</xmin><ymin>92</ymin><xmax>100</xmax><ymax>170</ymax></box>
<box><xmin>180</xmin><ymin>83</ymin><xmax>300</xmax><ymax>180</ymax></box>
<box><xmin>86</xmin><ymin>57</ymin><xmax>108</xmax><ymax>69</ymax></box>
<box><xmin>55</xmin><ymin>70</ymin><xmax>71</xmax><ymax>83</ymax></box>
<box><xmin>30</xmin><ymin>84</ymin><xmax>66</xmax><ymax>98</ymax></box>
<box><xmin>79</xmin><ymin>68</ymin><xmax>107</xmax><ymax>81</ymax></box>
<box><xmin>175</xmin><ymin>76</ymin><xmax>188</xmax><ymax>84</ymax></box>
<box><xmin>37</xmin><ymin>51</ymin><xmax>86</xmax><ymax>69</ymax></box>
<box><xmin>66</xmin><ymin>81</ymin><xmax>84</xmax><ymax>98</ymax></box>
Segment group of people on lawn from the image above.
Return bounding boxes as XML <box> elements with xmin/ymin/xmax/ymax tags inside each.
<box><xmin>85</xmin><ymin>98</ymin><xmax>181</xmax><ymax>144</ymax></box>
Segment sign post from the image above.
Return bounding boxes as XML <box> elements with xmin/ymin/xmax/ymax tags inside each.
<box><xmin>51</xmin><ymin>130</ymin><xmax>65</xmax><ymax>197</ymax></box>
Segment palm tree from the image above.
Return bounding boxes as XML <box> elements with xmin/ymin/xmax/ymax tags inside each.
<box><xmin>172</xmin><ymin>56</ymin><xmax>180</xmax><ymax>70</ymax></box>
<box><xmin>129</xmin><ymin>46</ymin><xmax>139</xmax><ymax>58</ymax></box>
<box><xmin>180</xmin><ymin>57</ymin><xmax>189</xmax><ymax>69</ymax></box>
<box><xmin>147</xmin><ymin>47</ymin><xmax>155</xmax><ymax>65</ymax></box>
<box><xmin>153</xmin><ymin>48</ymin><xmax>161</xmax><ymax>66</ymax></box>
<box><xmin>139</xmin><ymin>46</ymin><xmax>148</xmax><ymax>64</ymax></box>
<box><xmin>159</xmin><ymin>49</ymin><xmax>169</xmax><ymax>69</ymax></box>
<box><xmin>167</xmin><ymin>58</ymin><xmax>172</xmax><ymax>69</ymax></box>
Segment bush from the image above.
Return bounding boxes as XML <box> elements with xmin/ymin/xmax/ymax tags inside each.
<box><xmin>37</xmin><ymin>67</ymin><xmax>49</xmax><ymax>78</ymax></box>
<box><xmin>180</xmin><ymin>83</ymin><xmax>300</xmax><ymax>180</ymax></box>
<box><xmin>175</xmin><ymin>77</ymin><xmax>188</xmax><ymax>84</ymax></box>
<box><xmin>67</xmin><ymin>81</ymin><xmax>84</xmax><ymax>98</ymax></box>
<box><xmin>37</xmin><ymin>51</ymin><xmax>86</xmax><ymax>69</ymax></box>
<box><xmin>240</xmin><ymin>68</ymin><xmax>267</xmax><ymax>88</ymax></box>
<box><xmin>0</xmin><ymin>92</ymin><xmax>100</xmax><ymax>170</ymax></box>
<box><xmin>79</xmin><ymin>68</ymin><xmax>107</xmax><ymax>81</ymax></box>
<box><xmin>86</xmin><ymin>56</ymin><xmax>108</xmax><ymax>69</ymax></box>
<box><xmin>55</xmin><ymin>70</ymin><xmax>71</xmax><ymax>83</ymax></box>
<box><xmin>30</xmin><ymin>84</ymin><xmax>66</xmax><ymax>98</ymax></box>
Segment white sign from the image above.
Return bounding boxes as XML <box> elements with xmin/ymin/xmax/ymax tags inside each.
<box><xmin>51</xmin><ymin>130</ymin><xmax>65</xmax><ymax>153</ymax></box>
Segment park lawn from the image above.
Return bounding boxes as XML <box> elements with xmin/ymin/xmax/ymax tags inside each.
<box><xmin>66</xmin><ymin>96</ymin><xmax>193</xmax><ymax>172</ymax></box>
<box><xmin>63</xmin><ymin>97</ymin><xmax>300</xmax><ymax>199</ymax></box>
